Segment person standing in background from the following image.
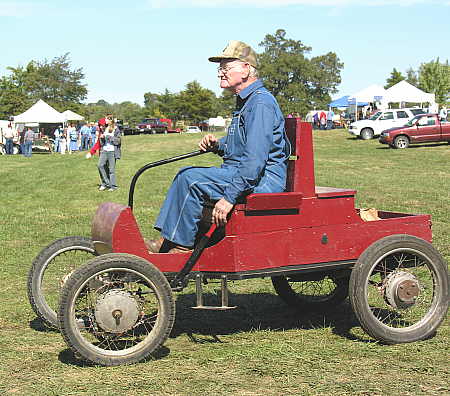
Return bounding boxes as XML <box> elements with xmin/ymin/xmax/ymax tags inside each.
<box><xmin>86</xmin><ymin>120</ymin><xmax>121</xmax><ymax>191</ymax></box>
<box><xmin>326</xmin><ymin>108</ymin><xmax>334</xmax><ymax>130</ymax></box>
<box><xmin>79</xmin><ymin>123</ymin><xmax>91</xmax><ymax>151</ymax></box>
<box><xmin>89</xmin><ymin>123</ymin><xmax>97</xmax><ymax>148</ymax></box>
<box><xmin>67</xmin><ymin>123</ymin><xmax>78</xmax><ymax>153</ymax></box>
<box><xmin>3</xmin><ymin>122</ymin><xmax>15</xmax><ymax>155</ymax></box>
<box><xmin>23</xmin><ymin>127</ymin><xmax>34</xmax><ymax>157</ymax></box>
<box><xmin>60</xmin><ymin>127</ymin><xmax>67</xmax><ymax>154</ymax></box>
<box><xmin>439</xmin><ymin>106</ymin><xmax>447</xmax><ymax>121</ymax></box>
<box><xmin>53</xmin><ymin>125</ymin><xmax>62</xmax><ymax>153</ymax></box>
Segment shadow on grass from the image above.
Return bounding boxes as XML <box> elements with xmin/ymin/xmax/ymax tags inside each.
<box><xmin>29</xmin><ymin>318</ymin><xmax>59</xmax><ymax>333</ymax></box>
<box><xmin>57</xmin><ymin>345</ymin><xmax>171</xmax><ymax>367</ymax></box>
<box><xmin>171</xmin><ymin>292</ymin><xmax>373</xmax><ymax>344</ymax></box>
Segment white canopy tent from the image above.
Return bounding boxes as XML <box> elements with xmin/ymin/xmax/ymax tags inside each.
<box><xmin>62</xmin><ymin>109</ymin><xmax>84</xmax><ymax>122</ymax></box>
<box><xmin>14</xmin><ymin>99</ymin><xmax>65</xmax><ymax>124</ymax></box>
<box><xmin>349</xmin><ymin>85</ymin><xmax>387</xmax><ymax>120</ymax></box>
<box><xmin>382</xmin><ymin>80</ymin><xmax>435</xmax><ymax>106</ymax></box>
<box><xmin>349</xmin><ymin>84</ymin><xmax>386</xmax><ymax>103</ymax></box>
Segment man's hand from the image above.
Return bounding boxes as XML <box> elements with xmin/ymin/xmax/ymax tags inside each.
<box><xmin>212</xmin><ymin>198</ymin><xmax>233</xmax><ymax>226</ymax></box>
<box><xmin>199</xmin><ymin>134</ymin><xmax>218</xmax><ymax>152</ymax></box>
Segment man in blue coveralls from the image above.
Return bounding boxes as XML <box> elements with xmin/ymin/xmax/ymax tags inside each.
<box><xmin>147</xmin><ymin>40</ymin><xmax>289</xmax><ymax>253</ymax></box>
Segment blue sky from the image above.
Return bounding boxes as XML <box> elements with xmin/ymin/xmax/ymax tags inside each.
<box><xmin>1</xmin><ymin>0</ymin><xmax>449</xmax><ymax>106</ymax></box>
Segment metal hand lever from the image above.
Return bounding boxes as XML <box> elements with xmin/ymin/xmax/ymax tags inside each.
<box><xmin>128</xmin><ymin>150</ymin><xmax>210</xmax><ymax>210</ymax></box>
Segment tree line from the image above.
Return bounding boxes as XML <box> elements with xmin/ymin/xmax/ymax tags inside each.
<box><xmin>0</xmin><ymin>30</ymin><xmax>343</xmax><ymax>125</ymax></box>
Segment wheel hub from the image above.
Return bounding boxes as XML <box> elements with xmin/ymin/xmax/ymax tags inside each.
<box><xmin>383</xmin><ymin>271</ymin><xmax>420</xmax><ymax>310</ymax></box>
<box><xmin>95</xmin><ymin>290</ymin><xmax>140</xmax><ymax>333</ymax></box>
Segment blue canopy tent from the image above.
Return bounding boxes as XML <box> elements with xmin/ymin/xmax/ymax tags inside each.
<box><xmin>329</xmin><ymin>95</ymin><xmax>368</xmax><ymax>108</ymax></box>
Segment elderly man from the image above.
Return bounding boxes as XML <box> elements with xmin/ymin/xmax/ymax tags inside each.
<box><xmin>147</xmin><ymin>40</ymin><xmax>289</xmax><ymax>253</ymax></box>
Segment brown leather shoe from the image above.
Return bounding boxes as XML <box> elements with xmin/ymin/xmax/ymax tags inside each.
<box><xmin>168</xmin><ymin>245</ymin><xmax>193</xmax><ymax>254</ymax></box>
<box><xmin>145</xmin><ymin>237</ymin><xmax>164</xmax><ymax>253</ymax></box>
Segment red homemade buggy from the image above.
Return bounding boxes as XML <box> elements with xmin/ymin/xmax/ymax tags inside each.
<box><xmin>28</xmin><ymin>119</ymin><xmax>449</xmax><ymax>366</ymax></box>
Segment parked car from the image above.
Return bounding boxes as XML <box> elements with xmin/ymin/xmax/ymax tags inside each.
<box><xmin>348</xmin><ymin>108</ymin><xmax>426</xmax><ymax>140</ymax></box>
<box><xmin>379</xmin><ymin>113</ymin><xmax>450</xmax><ymax>149</ymax></box>
<box><xmin>185</xmin><ymin>126</ymin><xmax>201</xmax><ymax>133</ymax></box>
<box><xmin>116</xmin><ymin>119</ymin><xmax>137</xmax><ymax>136</ymax></box>
<box><xmin>136</xmin><ymin>118</ymin><xmax>168</xmax><ymax>134</ymax></box>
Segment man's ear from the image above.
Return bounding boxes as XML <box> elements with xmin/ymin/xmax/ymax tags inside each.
<box><xmin>244</xmin><ymin>63</ymin><xmax>251</xmax><ymax>79</ymax></box>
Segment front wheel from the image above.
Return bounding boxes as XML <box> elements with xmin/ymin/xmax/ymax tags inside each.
<box><xmin>27</xmin><ymin>236</ymin><xmax>96</xmax><ymax>328</ymax></box>
<box><xmin>58</xmin><ymin>253</ymin><xmax>175</xmax><ymax>366</ymax></box>
<box><xmin>393</xmin><ymin>135</ymin><xmax>409</xmax><ymax>149</ymax></box>
<box><xmin>360</xmin><ymin>128</ymin><xmax>374</xmax><ymax>140</ymax></box>
<box><xmin>272</xmin><ymin>272</ymin><xmax>350</xmax><ymax>309</ymax></box>
<box><xmin>349</xmin><ymin>235</ymin><xmax>448</xmax><ymax>344</ymax></box>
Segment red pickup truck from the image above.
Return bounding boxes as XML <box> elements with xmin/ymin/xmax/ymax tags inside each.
<box><xmin>379</xmin><ymin>113</ymin><xmax>450</xmax><ymax>149</ymax></box>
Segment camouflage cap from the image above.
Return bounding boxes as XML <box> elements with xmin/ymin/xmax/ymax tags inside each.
<box><xmin>208</xmin><ymin>40</ymin><xmax>258</xmax><ymax>68</ymax></box>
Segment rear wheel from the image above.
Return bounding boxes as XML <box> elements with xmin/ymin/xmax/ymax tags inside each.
<box><xmin>393</xmin><ymin>135</ymin><xmax>409</xmax><ymax>149</ymax></box>
<box><xmin>360</xmin><ymin>128</ymin><xmax>374</xmax><ymax>140</ymax></box>
<box><xmin>272</xmin><ymin>272</ymin><xmax>350</xmax><ymax>309</ymax></box>
<box><xmin>58</xmin><ymin>253</ymin><xmax>175</xmax><ymax>366</ymax></box>
<box><xmin>349</xmin><ymin>235</ymin><xmax>448</xmax><ymax>344</ymax></box>
<box><xmin>27</xmin><ymin>236</ymin><xmax>96</xmax><ymax>328</ymax></box>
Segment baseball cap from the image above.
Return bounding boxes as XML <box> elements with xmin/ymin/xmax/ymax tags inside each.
<box><xmin>208</xmin><ymin>40</ymin><xmax>258</xmax><ymax>68</ymax></box>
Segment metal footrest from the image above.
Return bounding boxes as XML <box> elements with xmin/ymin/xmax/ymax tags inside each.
<box><xmin>191</xmin><ymin>274</ymin><xmax>237</xmax><ymax>310</ymax></box>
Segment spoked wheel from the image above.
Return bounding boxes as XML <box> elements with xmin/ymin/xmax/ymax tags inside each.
<box><xmin>27</xmin><ymin>236</ymin><xmax>96</xmax><ymax>328</ymax></box>
<box><xmin>350</xmin><ymin>235</ymin><xmax>449</xmax><ymax>344</ymax></box>
<box><xmin>272</xmin><ymin>272</ymin><xmax>350</xmax><ymax>309</ymax></box>
<box><xmin>58</xmin><ymin>253</ymin><xmax>175</xmax><ymax>366</ymax></box>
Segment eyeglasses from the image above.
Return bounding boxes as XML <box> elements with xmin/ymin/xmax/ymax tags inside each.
<box><xmin>217</xmin><ymin>65</ymin><xmax>240</xmax><ymax>74</ymax></box>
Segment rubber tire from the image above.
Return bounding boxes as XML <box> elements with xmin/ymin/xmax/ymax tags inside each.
<box><xmin>272</xmin><ymin>273</ymin><xmax>349</xmax><ymax>309</ymax></box>
<box><xmin>27</xmin><ymin>236</ymin><xmax>96</xmax><ymax>328</ymax></box>
<box><xmin>360</xmin><ymin>128</ymin><xmax>374</xmax><ymax>140</ymax></box>
<box><xmin>349</xmin><ymin>234</ymin><xmax>449</xmax><ymax>344</ymax></box>
<box><xmin>58</xmin><ymin>253</ymin><xmax>175</xmax><ymax>366</ymax></box>
<box><xmin>393</xmin><ymin>135</ymin><xmax>409</xmax><ymax>149</ymax></box>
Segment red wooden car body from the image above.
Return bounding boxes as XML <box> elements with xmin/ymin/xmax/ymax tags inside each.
<box><xmin>91</xmin><ymin>119</ymin><xmax>432</xmax><ymax>279</ymax></box>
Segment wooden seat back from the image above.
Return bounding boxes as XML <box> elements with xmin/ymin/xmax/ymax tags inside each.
<box><xmin>284</xmin><ymin>118</ymin><xmax>315</xmax><ymax>197</ymax></box>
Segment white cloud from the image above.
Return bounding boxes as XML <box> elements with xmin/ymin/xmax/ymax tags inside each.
<box><xmin>146</xmin><ymin>0</ymin><xmax>447</xmax><ymax>7</ymax></box>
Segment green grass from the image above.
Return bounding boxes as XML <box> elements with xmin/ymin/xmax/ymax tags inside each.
<box><xmin>0</xmin><ymin>130</ymin><xmax>448</xmax><ymax>395</ymax></box>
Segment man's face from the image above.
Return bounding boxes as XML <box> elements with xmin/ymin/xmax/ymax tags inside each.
<box><xmin>217</xmin><ymin>60</ymin><xmax>249</xmax><ymax>93</ymax></box>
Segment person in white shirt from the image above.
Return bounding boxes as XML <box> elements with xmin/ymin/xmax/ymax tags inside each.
<box><xmin>3</xmin><ymin>123</ymin><xmax>15</xmax><ymax>155</ymax></box>
<box><xmin>86</xmin><ymin>121</ymin><xmax>122</xmax><ymax>191</ymax></box>
<box><xmin>439</xmin><ymin>106</ymin><xmax>447</xmax><ymax>122</ymax></box>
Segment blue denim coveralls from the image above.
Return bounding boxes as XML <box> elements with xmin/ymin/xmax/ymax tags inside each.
<box><xmin>155</xmin><ymin>80</ymin><xmax>288</xmax><ymax>247</ymax></box>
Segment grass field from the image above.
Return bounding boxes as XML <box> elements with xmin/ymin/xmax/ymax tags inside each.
<box><xmin>0</xmin><ymin>129</ymin><xmax>448</xmax><ymax>396</ymax></box>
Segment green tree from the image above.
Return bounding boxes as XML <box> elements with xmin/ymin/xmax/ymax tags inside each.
<box><xmin>0</xmin><ymin>77</ymin><xmax>28</xmax><ymax>119</ymax></box>
<box><xmin>0</xmin><ymin>53</ymin><xmax>87</xmax><ymax>119</ymax></box>
<box><xmin>384</xmin><ymin>68</ymin><xmax>405</xmax><ymax>89</ymax></box>
<box><xmin>418</xmin><ymin>58</ymin><xmax>450</xmax><ymax>105</ymax></box>
<box><xmin>258</xmin><ymin>29</ymin><xmax>343</xmax><ymax>115</ymax></box>
<box><xmin>406</xmin><ymin>67</ymin><xmax>419</xmax><ymax>87</ymax></box>
<box><xmin>83</xmin><ymin>101</ymin><xmax>113</xmax><ymax>123</ymax></box>
<box><xmin>216</xmin><ymin>89</ymin><xmax>235</xmax><ymax>117</ymax></box>
<box><xmin>111</xmin><ymin>101</ymin><xmax>145</xmax><ymax>127</ymax></box>
<box><xmin>175</xmin><ymin>81</ymin><xmax>217</xmax><ymax>122</ymax></box>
